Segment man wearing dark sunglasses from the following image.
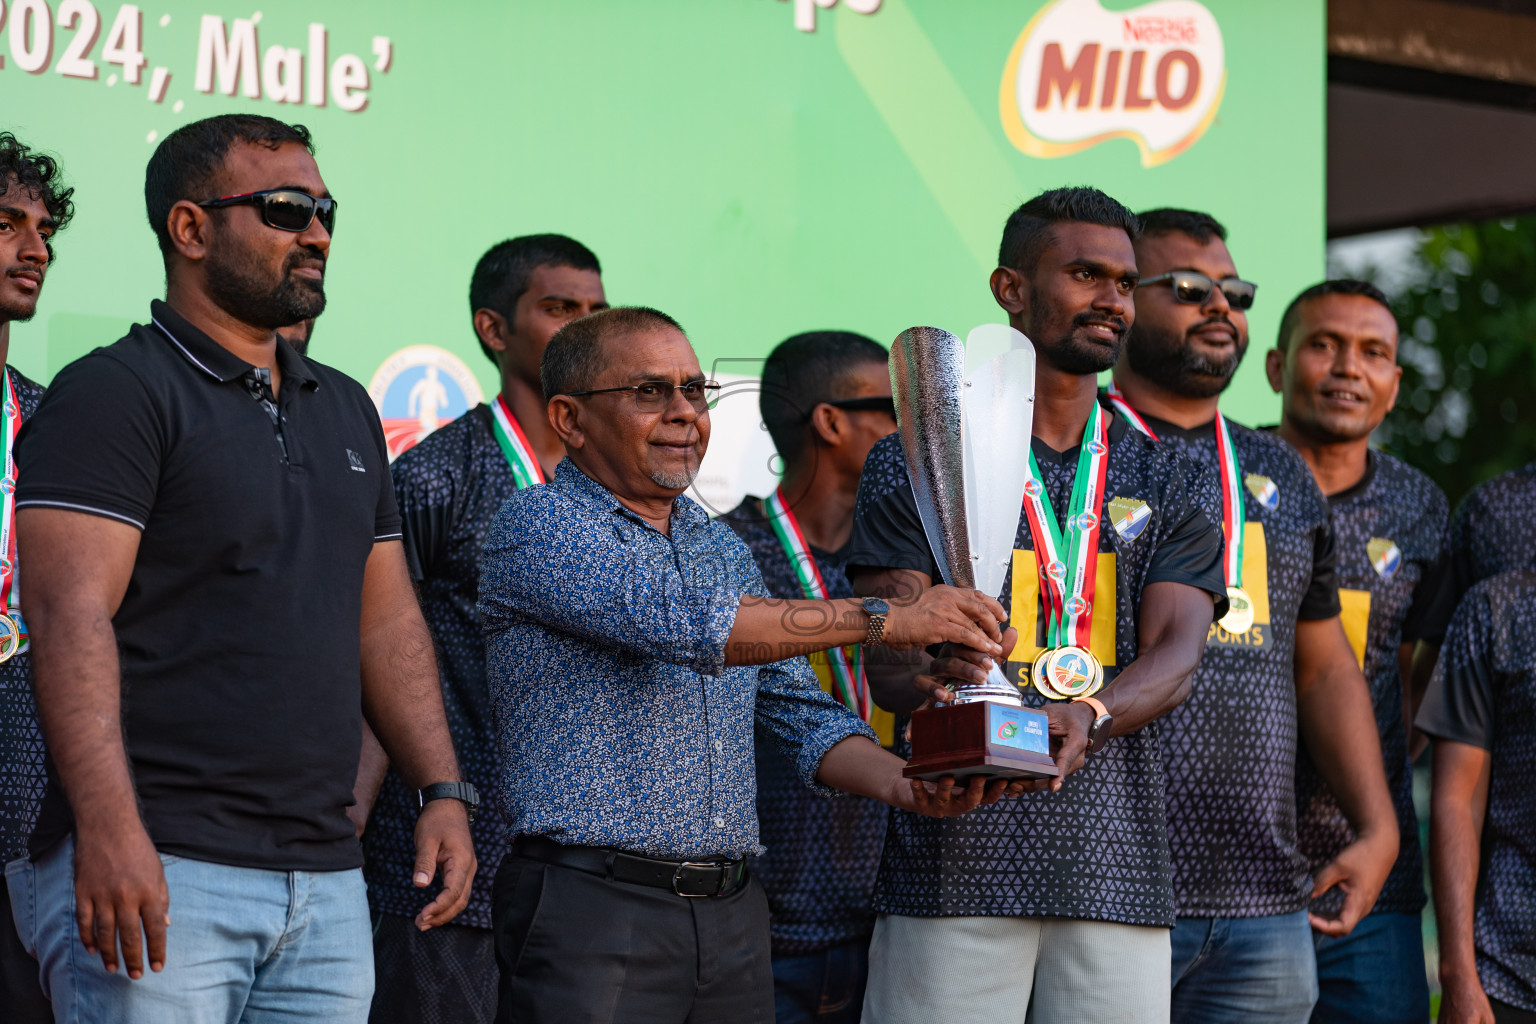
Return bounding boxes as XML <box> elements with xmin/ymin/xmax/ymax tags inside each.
<box><xmin>9</xmin><ymin>114</ymin><xmax>473</xmax><ymax>1024</ymax></box>
<box><xmin>358</xmin><ymin>234</ymin><xmax>607</xmax><ymax>1024</ymax></box>
<box><xmin>1111</xmin><ymin>208</ymin><xmax>1397</xmax><ymax>1024</ymax></box>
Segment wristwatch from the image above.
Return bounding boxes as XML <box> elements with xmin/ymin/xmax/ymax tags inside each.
<box><xmin>1074</xmin><ymin>696</ymin><xmax>1113</xmax><ymax>755</ymax></box>
<box><xmin>419</xmin><ymin>781</ymin><xmax>480</xmax><ymax>824</ymax></box>
<box><xmin>861</xmin><ymin>597</ymin><xmax>890</xmax><ymax>647</ymax></box>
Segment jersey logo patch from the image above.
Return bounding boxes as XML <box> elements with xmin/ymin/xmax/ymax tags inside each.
<box><xmin>1244</xmin><ymin>473</ymin><xmax>1279</xmax><ymax>511</ymax></box>
<box><xmin>346</xmin><ymin>449</ymin><xmax>367</xmax><ymax>473</ymax></box>
<box><xmin>1368</xmin><ymin>537</ymin><xmax>1401</xmax><ymax>579</ymax></box>
<box><xmin>1107</xmin><ymin>496</ymin><xmax>1151</xmax><ymax>542</ymax></box>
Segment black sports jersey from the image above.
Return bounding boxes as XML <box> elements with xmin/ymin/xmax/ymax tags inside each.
<box><xmin>1448</xmin><ymin>460</ymin><xmax>1536</xmax><ymax>613</ymax></box>
<box><xmin>1416</xmin><ymin>570</ymin><xmax>1536</xmax><ymax>1012</ymax></box>
<box><xmin>363</xmin><ymin>404</ymin><xmax>518</xmax><ymax>930</ymax></box>
<box><xmin>0</xmin><ymin>367</ymin><xmax>46</xmax><ymax>864</ymax></box>
<box><xmin>846</xmin><ymin>409</ymin><xmax>1227</xmax><ymax>925</ymax></box>
<box><xmin>719</xmin><ymin>497</ymin><xmax>888</xmax><ymax>955</ymax></box>
<box><xmin>1143</xmin><ymin>414</ymin><xmax>1341</xmax><ymax>918</ymax></box>
<box><xmin>1295</xmin><ymin>451</ymin><xmax>1448</xmax><ymax>918</ymax></box>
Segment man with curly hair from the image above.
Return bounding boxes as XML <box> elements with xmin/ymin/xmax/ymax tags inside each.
<box><xmin>0</xmin><ymin>131</ymin><xmax>72</xmax><ymax>1024</ymax></box>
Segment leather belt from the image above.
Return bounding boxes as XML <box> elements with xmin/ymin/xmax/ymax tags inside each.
<box><xmin>513</xmin><ymin>834</ymin><xmax>749</xmax><ymax>898</ymax></box>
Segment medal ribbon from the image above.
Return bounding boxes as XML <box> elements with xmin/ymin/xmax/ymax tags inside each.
<box><xmin>1020</xmin><ymin>401</ymin><xmax>1109</xmax><ymax>649</ymax></box>
<box><xmin>0</xmin><ymin>369</ymin><xmax>26</xmax><ymax>647</ymax></box>
<box><xmin>1106</xmin><ymin>382</ymin><xmax>1244</xmax><ymax>588</ymax></box>
<box><xmin>764</xmin><ymin>488</ymin><xmax>871</xmax><ymax>721</ymax></box>
<box><xmin>489</xmin><ymin>395</ymin><xmax>546</xmax><ymax>490</ymax></box>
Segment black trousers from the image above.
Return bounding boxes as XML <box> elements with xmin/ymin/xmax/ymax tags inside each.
<box><xmin>492</xmin><ymin>851</ymin><xmax>773</xmax><ymax>1024</ymax></box>
<box><xmin>0</xmin><ymin>877</ymin><xmax>51</xmax><ymax>1024</ymax></box>
<box><xmin>369</xmin><ymin>912</ymin><xmax>497</xmax><ymax>1024</ymax></box>
<box><xmin>1495</xmin><ymin>997</ymin><xmax>1536</xmax><ymax>1024</ymax></box>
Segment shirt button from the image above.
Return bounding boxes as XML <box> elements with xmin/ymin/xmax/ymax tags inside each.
<box><xmin>713</xmin><ymin>817</ymin><xmax>725</xmax><ymax>829</ymax></box>
<box><xmin>713</xmin><ymin>739</ymin><xmax>723</xmax><ymax>753</ymax></box>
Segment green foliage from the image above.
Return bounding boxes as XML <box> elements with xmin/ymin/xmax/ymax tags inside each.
<box><xmin>1373</xmin><ymin>218</ymin><xmax>1536</xmax><ymax>507</ymax></box>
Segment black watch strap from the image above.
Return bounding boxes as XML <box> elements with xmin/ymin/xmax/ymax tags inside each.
<box><xmin>420</xmin><ymin>781</ymin><xmax>480</xmax><ymax>824</ymax></box>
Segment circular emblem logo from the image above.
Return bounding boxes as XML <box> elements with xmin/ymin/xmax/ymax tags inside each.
<box><xmin>1087</xmin><ymin>440</ymin><xmax>1108</xmax><ymax>456</ymax></box>
<box><xmin>368</xmin><ymin>346</ymin><xmax>486</xmax><ymax>460</ymax></box>
<box><xmin>0</xmin><ymin>477</ymin><xmax>13</xmax><ymax>495</ymax></box>
<box><xmin>1065</xmin><ymin>596</ymin><xmax>1089</xmax><ymax>616</ymax></box>
<box><xmin>1076</xmin><ymin>512</ymin><xmax>1098</xmax><ymax>531</ymax></box>
<box><xmin>1024</xmin><ymin>479</ymin><xmax>1042</xmax><ymax>497</ymax></box>
<box><xmin>1046</xmin><ymin>560</ymin><xmax>1067</xmax><ymax>580</ymax></box>
<box><xmin>998</xmin><ymin>721</ymin><xmax>1019</xmax><ymax>740</ymax></box>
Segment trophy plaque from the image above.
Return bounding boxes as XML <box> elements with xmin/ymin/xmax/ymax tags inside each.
<box><xmin>893</xmin><ymin>325</ymin><xmax>1058</xmax><ymax>783</ymax></box>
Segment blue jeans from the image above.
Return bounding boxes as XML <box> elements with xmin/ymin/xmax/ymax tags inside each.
<box><xmin>1171</xmin><ymin>910</ymin><xmax>1318</xmax><ymax>1024</ymax></box>
<box><xmin>1312</xmin><ymin>912</ymin><xmax>1429</xmax><ymax>1024</ymax></box>
<box><xmin>772</xmin><ymin>938</ymin><xmax>870</xmax><ymax>1023</ymax></box>
<box><xmin>6</xmin><ymin>837</ymin><xmax>372</xmax><ymax>1023</ymax></box>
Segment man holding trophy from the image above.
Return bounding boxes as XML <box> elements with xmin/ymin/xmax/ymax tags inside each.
<box><xmin>849</xmin><ymin>187</ymin><xmax>1230</xmax><ymax>1021</ymax></box>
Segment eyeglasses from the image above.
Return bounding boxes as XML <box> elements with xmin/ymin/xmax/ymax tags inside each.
<box><xmin>562</xmin><ymin>379</ymin><xmax>721</xmax><ymax>412</ymax></box>
<box><xmin>819</xmin><ymin>396</ymin><xmax>897</xmax><ymax>418</ymax></box>
<box><xmin>197</xmin><ymin>189</ymin><xmax>338</xmax><ymax>235</ymax></box>
<box><xmin>1137</xmin><ymin>271</ymin><xmax>1257</xmax><ymax>311</ymax></box>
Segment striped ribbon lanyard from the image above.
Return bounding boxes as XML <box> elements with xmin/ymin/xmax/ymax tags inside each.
<box><xmin>1020</xmin><ymin>400</ymin><xmax>1109</xmax><ymax>649</ymax></box>
<box><xmin>0</xmin><ymin>369</ymin><xmax>27</xmax><ymax>652</ymax></box>
<box><xmin>764</xmin><ymin>488</ymin><xmax>870</xmax><ymax>720</ymax></box>
<box><xmin>488</xmin><ymin>394</ymin><xmax>546</xmax><ymax>490</ymax></box>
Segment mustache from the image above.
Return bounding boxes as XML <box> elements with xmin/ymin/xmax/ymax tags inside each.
<box><xmin>4</xmin><ymin>264</ymin><xmax>43</xmax><ymax>279</ymax></box>
<box><xmin>1073</xmin><ymin>310</ymin><xmax>1129</xmax><ymax>338</ymax></box>
<box><xmin>284</xmin><ymin>247</ymin><xmax>326</xmax><ymax>275</ymax></box>
<box><xmin>1187</xmin><ymin>314</ymin><xmax>1238</xmax><ymax>340</ymax></box>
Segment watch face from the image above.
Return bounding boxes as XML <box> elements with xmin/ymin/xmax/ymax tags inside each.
<box><xmin>862</xmin><ymin>597</ymin><xmax>890</xmax><ymax>615</ymax></box>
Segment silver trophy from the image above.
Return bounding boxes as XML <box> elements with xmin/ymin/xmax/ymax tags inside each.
<box><xmin>892</xmin><ymin>325</ymin><xmax>1037</xmax><ymax>706</ymax></box>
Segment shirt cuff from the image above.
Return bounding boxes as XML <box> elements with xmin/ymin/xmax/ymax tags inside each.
<box><xmin>794</xmin><ymin>714</ymin><xmax>879</xmax><ymax>797</ymax></box>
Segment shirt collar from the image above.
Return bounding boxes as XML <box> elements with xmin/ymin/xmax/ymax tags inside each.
<box><xmin>149</xmin><ymin>299</ymin><xmax>319</xmax><ymax>389</ymax></box>
<box><xmin>553</xmin><ymin>457</ymin><xmax>710</xmax><ymax>533</ymax></box>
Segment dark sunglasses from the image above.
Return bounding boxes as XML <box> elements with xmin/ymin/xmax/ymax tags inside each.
<box><xmin>1138</xmin><ymin>270</ymin><xmax>1256</xmax><ymax>311</ymax></box>
<box><xmin>821</xmin><ymin>396</ymin><xmax>897</xmax><ymax>418</ymax></box>
<box><xmin>562</xmin><ymin>379</ymin><xmax>721</xmax><ymax>412</ymax></box>
<box><xmin>197</xmin><ymin>189</ymin><xmax>338</xmax><ymax>235</ymax></box>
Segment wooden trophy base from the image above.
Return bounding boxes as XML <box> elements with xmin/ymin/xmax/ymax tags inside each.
<box><xmin>902</xmin><ymin>700</ymin><xmax>1059</xmax><ymax>781</ymax></box>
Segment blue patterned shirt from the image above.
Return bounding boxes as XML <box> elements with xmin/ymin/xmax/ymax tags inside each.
<box><xmin>479</xmin><ymin>458</ymin><xmax>875</xmax><ymax>859</ymax></box>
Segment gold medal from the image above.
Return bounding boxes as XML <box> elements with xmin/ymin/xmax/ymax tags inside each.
<box><xmin>1032</xmin><ymin>646</ymin><xmax>1103</xmax><ymax>700</ymax></box>
<box><xmin>1219</xmin><ymin>586</ymin><xmax>1255</xmax><ymax>635</ymax></box>
<box><xmin>0</xmin><ymin>612</ymin><xmax>20</xmax><ymax>664</ymax></box>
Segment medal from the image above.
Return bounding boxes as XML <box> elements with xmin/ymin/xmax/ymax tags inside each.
<box><xmin>0</xmin><ymin>370</ymin><xmax>26</xmax><ymax>659</ymax></box>
<box><xmin>1219</xmin><ymin>585</ymin><xmax>1255</xmax><ymax>635</ymax></box>
<box><xmin>488</xmin><ymin>394</ymin><xmax>546</xmax><ymax>490</ymax></box>
<box><xmin>764</xmin><ymin>489</ymin><xmax>871</xmax><ymax>721</ymax></box>
<box><xmin>1110</xmin><ymin>382</ymin><xmax>1252</xmax><ymax>636</ymax></box>
<box><xmin>1020</xmin><ymin>401</ymin><xmax>1110</xmax><ymax>700</ymax></box>
<box><xmin>1032</xmin><ymin>645</ymin><xmax>1104</xmax><ymax>700</ymax></box>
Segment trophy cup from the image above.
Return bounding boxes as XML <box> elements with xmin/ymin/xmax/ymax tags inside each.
<box><xmin>894</xmin><ymin>325</ymin><xmax>1058</xmax><ymax>782</ymax></box>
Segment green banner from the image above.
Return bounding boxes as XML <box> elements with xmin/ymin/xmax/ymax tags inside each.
<box><xmin>2</xmin><ymin>0</ymin><xmax>1323</xmax><ymax>488</ymax></box>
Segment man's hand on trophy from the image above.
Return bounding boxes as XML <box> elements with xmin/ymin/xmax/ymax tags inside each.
<box><xmin>1042</xmin><ymin>702</ymin><xmax>1094</xmax><ymax>790</ymax></box>
<box><xmin>882</xmin><ymin>586</ymin><xmax>1005</xmax><ymax>657</ymax></box>
<box><xmin>900</xmin><ymin>774</ymin><xmax>1023</xmax><ymax>817</ymax></box>
<box><xmin>909</xmin><ymin>629</ymin><xmax>1017</xmax><ymax>706</ymax></box>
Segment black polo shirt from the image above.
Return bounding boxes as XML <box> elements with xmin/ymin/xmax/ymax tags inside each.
<box><xmin>17</xmin><ymin>299</ymin><xmax>400</xmax><ymax>871</ymax></box>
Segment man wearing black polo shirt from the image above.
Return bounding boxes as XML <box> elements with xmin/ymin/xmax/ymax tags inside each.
<box><xmin>1419</xmin><ymin>571</ymin><xmax>1536</xmax><ymax>1024</ymax></box>
<box><xmin>5</xmin><ymin>114</ymin><xmax>474</xmax><ymax>1023</ymax></box>
<box><xmin>361</xmin><ymin>234</ymin><xmax>606</xmax><ymax>1024</ymax></box>
<box><xmin>849</xmin><ymin>187</ymin><xmax>1228</xmax><ymax>1022</ymax></box>
<box><xmin>0</xmin><ymin>131</ymin><xmax>72</xmax><ymax>1024</ymax></box>
<box><xmin>1266</xmin><ymin>279</ymin><xmax>1449</xmax><ymax>1024</ymax></box>
<box><xmin>1108</xmin><ymin>209</ymin><xmax>1397</xmax><ymax>1023</ymax></box>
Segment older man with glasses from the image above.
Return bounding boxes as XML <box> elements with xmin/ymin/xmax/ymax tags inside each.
<box><xmin>478</xmin><ymin>305</ymin><xmax>1022</xmax><ymax>1024</ymax></box>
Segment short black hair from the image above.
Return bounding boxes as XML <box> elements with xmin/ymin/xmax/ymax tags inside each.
<box><xmin>0</xmin><ymin>133</ymin><xmax>75</xmax><ymax>261</ymax></box>
<box><xmin>1276</xmin><ymin>279</ymin><xmax>1394</xmax><ymax>352</ymax></box>
<box><xmin>145</xmin><ymin>114</ymin><xmax>313</xmax><ymax>258</ymax></box>
<box><xmin>760</xmin><ymin>331</ymin><xmax>889</xmax><ymax>466</ymax></box>
<box><xmin>542</xmin><ymin>306</ymin><xmax>684</xmax><ymax>402</ymax></box>
<box><xmin>997</xmin><ymin>186</ymin><xmax>1140</xmax><ymax>276</ymax></box>
<box><xmin>1136</xmin><ymin>207</ymin><xmax>1227</xmax><ymax>244</ymax></box>
<box><xmin>469</xmin><ymin>234</ymin><xmax>602</xmax><ymax>365</ymax></box>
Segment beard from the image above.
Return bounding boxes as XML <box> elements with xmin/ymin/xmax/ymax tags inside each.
<box><xmin>650</xmin><ymin>466</ymin><xmax>698</xmax><ymax>490</ymax></box>
<box><xmin>1124</xmin><ymin>316</ymin><xmax>1248</xmax><ymax>399</ymax></box>
<box><xmin>0</xmin><ymin>267</ymin><xmax>40</xmax><ymax>323</ymax></box>
<box><xmin>204</xmin><ymin>238</ymin><xmax>327</xmax><ymax>331</ymax></box>
<box><xmin>1030</xmin><ymin>288</ymin><xmax>1128</xmax><ymax>375</ymax></box>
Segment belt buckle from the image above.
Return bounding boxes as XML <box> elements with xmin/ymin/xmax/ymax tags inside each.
<box><xmin>672</xmin><ymin>861</ymin><xmax>724</xmax><ymax>898</ymax></box>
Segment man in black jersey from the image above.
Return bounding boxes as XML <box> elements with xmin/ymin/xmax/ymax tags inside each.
<box><xmin>1448</xmin><ymin>461</ymin><xmax>1536</xmax><ymax>604</ymax></box>
<box><xmin>1419</xmin><ymin>571</ymin><xmax>1536</xmax><ymax>1024</ymax></box>
<box><xmin>358</xmin><ymin>235</ymin><xmax>607</xmax><ymax>1024</ymax></box>
<box><xmin>1110</xmin><ymin>208</ymin><xmax>1397</xmax><ymax>1023</ymax></box>
<box><xmin>0</xmin><ymin>131</ymin><xmax>71</xmax><ymax>1024</ymax></box>
<box><xmin>848</xmin><ymin>187</ymin><xmax>1227</xmax><ymax>1022</ymax></box>
<box><xmin>719</xmin><ymin>330</ymin><xmax>897</xmax><ymax>1023</ymax></box>
<box><xmin>1266</xmin><ymin>279</ymin><xmax>1450</xmax><ymax>1024</ymax></box>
